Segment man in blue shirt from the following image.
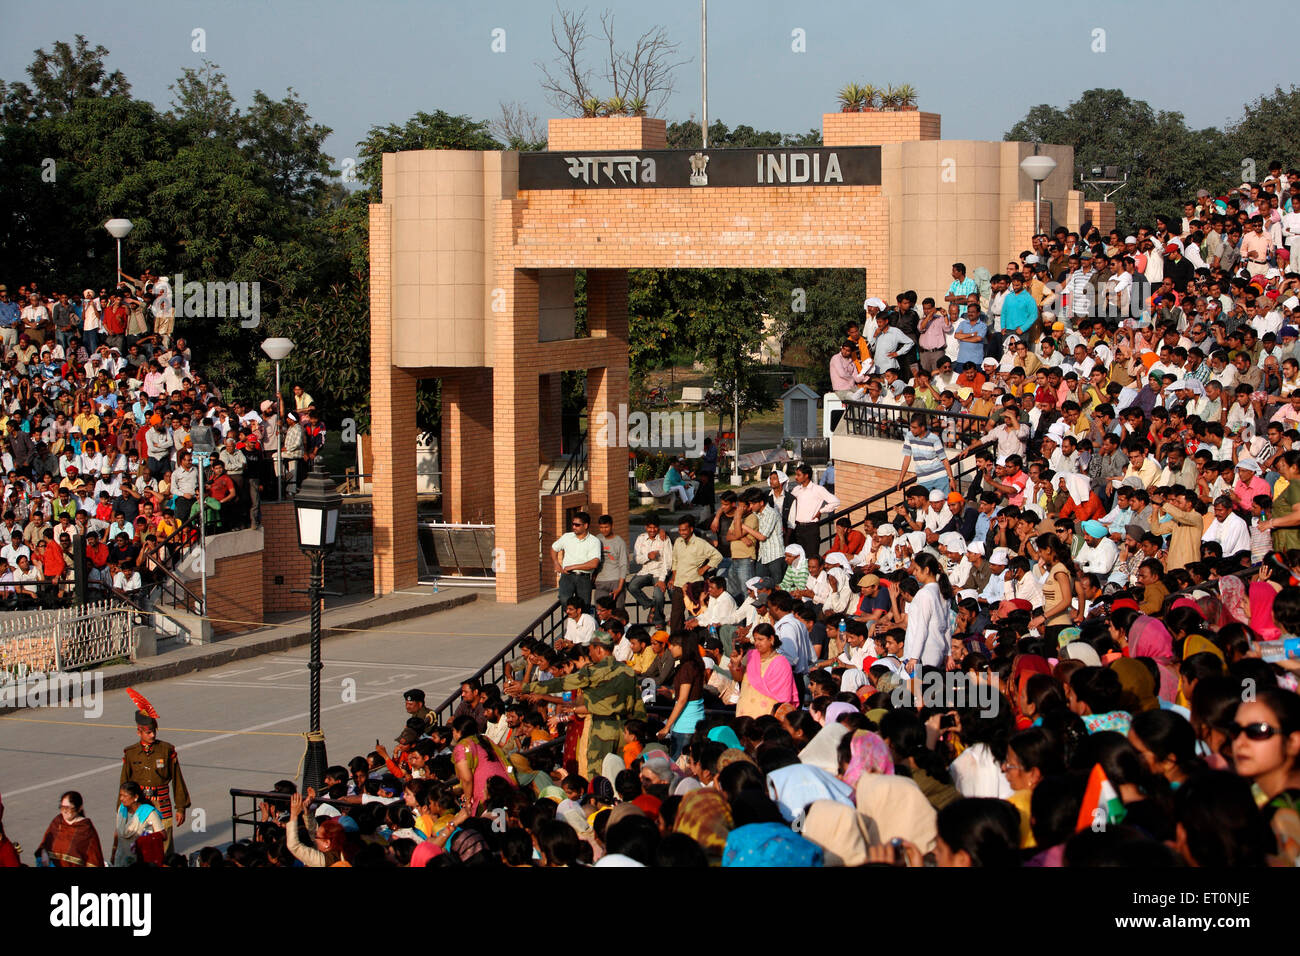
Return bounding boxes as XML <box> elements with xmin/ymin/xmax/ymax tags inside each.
<box><xmin>869</xmin><ymin>313</ymin><xmax>915</xmax><ymax>376</ymax></box>
<box><xmin>945</xmin><ymin>262</ymin><xmax>977</xmax><ymax>317</ymax></box>
<box><xmin>0</xmin><ymin>288</ymin><xmax>20</xmax><ymax>352</ymax></box>
<box><xmin>1000</xmin><ymin>273</ymin><xmax>1040</xmax><ymax>342</ymax></box>
<box><xmin>954</xmin><ymin>302</ymin><xmax>988</xmax><ymax>367</ymax></box>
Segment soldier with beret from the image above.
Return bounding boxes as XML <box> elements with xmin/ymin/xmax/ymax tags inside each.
<box><xmin>119</xmin><ymin>708</ymin><xmax>189</xmax><ymax>854</ymax></box>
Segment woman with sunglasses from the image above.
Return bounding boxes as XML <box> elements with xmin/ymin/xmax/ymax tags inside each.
<box><xmin>36</xmin><ymin>790</ymin><xmax>104</xmax><ymax>867</ymax></box>
<box><xmin>1231</xmin><ymin>687</ymin><xmax>1300</xmax><ymax>865</ymax></box>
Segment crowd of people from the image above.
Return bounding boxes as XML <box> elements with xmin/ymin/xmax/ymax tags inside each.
<box><xmin>8</xmin><ymin>178</ymin><xmax>1300</xmax><ymax>869</ymax></box>
<box><xmin>0</xmin><ymin>272</ymin><xmax>324</xmax><ymax>610</ymax></box>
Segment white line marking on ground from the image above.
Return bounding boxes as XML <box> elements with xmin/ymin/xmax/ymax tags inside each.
<box><xmin>1</xmin><ymin>692</ymin><xmax>389</xmax><ymax>798</ymax></box>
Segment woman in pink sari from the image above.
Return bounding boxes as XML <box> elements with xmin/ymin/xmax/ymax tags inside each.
<box><xmin>731</xmin><ymin>623</ymin><xmax>798</xmax><ymax>718</ymax></box>
<box><xmin>1128</xmin><ymin>615</ymin><xmax>1179</xmax><ymax>703</ymax></box>
<box><xmin>1219</xmin><ymin>570</ymin><xmax>1285</xmax><ymax>642</ymax></box>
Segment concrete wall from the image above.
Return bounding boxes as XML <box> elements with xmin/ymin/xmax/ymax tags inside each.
<box><xmin>381</xmin><ymin>150</ymin><xmax>517</xmax><ymax>369</ymax></box>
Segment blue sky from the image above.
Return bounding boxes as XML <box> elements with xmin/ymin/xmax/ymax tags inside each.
<box><xmin>0</xmin><ymin>0</ymin><xmax>1287</xmax><ymax>167</ymax></box>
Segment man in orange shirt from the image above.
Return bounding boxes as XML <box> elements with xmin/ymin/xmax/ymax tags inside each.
<box><xmin>824</xmin><ymin>516</ymin><xmax>866</xmax><ymax>562</ymax></box>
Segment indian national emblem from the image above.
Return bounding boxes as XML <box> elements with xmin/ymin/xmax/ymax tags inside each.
<box><xmin>688</xmin><ymin>151</ymin><xmax>709</xmax><ymax>186</ymax></box>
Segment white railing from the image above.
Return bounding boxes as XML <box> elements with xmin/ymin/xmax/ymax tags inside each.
<box><xmin>0</xmin><ymin>599</ymin><xmax>139</xmax><ymax>674</ymax></box>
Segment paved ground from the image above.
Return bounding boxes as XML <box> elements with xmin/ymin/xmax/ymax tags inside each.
<box><xmin>0</xmin><ymin>589</ymin><xmax>554</xmax><ymax>860</ymax></box>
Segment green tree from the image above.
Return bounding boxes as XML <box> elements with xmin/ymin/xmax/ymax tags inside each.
<box><xmin>2</xmin><ymin>34</ymin><xmax>130</xmax><ymax>122</ymax></box>
<box><xmin>167</xmin><ymin>60</ymin><xmax>240</xmax><ymax>142</ymax></box>
<box><xmin>356</xmin><ymin>111</ymin><xmax>500</xmax><ymax>200</ymax></box>
<box><xmin>666</xmin><ymin>119</ymin><xmax>821</xmax><ymax>149</ymax></box>
<box><xmin>1005</xmin><ymin>88</ymin><xmax>1233</xmax><ymax>231</ymax></box>
<box><xmin>1228</xmin><ymin>86</ymin><xmax>1300</xmax><ymax>181</ymax></box>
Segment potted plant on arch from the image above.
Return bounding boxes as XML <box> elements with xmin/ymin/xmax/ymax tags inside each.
<box><xmin>602</xmin><ymin>95</ymin><xmax>627</xmax><ymax>116</ymax></box>
<box><xmin>837</xmin><ymin>82</ymin><xmax>867</xmax><ymax>113</ymax></box>
<box><xmin>581</xmin><ymin>96</ymin><xmax>602</xmax><ymax>117</ymax></box>
<box><xmin>879</xmin><ymin>85</ymin><xmax>901</xmax><ymax>111</ymax></box>
<box><xmin>896</xmin><ymin>84</ymin><xmax>918</xmax><ymax>111</ymax></box>
<box><xmin>626</xmin><ymin>96</ymin><xmax>648</xmax><ymax>117</ymax></box>
<box><xmin>860</xmin><ymin>84</ymin><xmax>879</xmax><ymax>112</ymax></box>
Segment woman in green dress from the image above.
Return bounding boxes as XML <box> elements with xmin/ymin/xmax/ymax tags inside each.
<box><xmin>1259</xmin><ymin>450</ymin><xmax>1300</xmax><ymax>552</ymax></box>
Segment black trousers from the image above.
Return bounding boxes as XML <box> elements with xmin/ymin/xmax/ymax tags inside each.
<box><xmin>793</xmin><ymin>522</ymin><xmax>822</xmax><ymax>561</ymax></box>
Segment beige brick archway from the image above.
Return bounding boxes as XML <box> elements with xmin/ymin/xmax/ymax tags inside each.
<box><xmin>368</xmin><ymin>112</ymin><xmax>1091</xmax><ymax>602</ymax></box>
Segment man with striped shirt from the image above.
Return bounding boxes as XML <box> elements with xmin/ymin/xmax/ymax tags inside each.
<box><xmin>897</xmin><ymin>413</ymin><xmax>954</xmax><ymax>494</ymax></box>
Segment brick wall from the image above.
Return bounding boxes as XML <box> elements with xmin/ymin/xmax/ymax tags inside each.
<box><xmin>584</xmin><ymin>269</ymin><xmax>630</xmax><ymax>539</ymax></box>
<box><xmin>207</xmin><ymin>549</ymin><xmax>264</xmax><ymax>635</ymax></box>
<box><xmin>492</xmin><ymin>268</ymin><xmax>542</xmax><ymax>604</ymax></box>
<box><xmin>369</xmin><ymin>203</ymin><xmax>420</xmax><ymax>593</ymax></box>
<box><xmin>441</xmin><ymin>367</ymin><xmax>495</xmax><ymax>523</ymax></box>
<box><xmin>548</xmin><ymin>117</ymin><xmax>668</xmax><ymax>151</ymax></box>
<box><xmin>511</xmin><ymin>187</ymin><xmax>890</xmax><ymax>286</ymax></box>
<box><xmin>823</xmin><ymin>111</ymin><xmax>940</xmax><ymax>146</ymax></box>
<box><xmin>1084</xmin><ymin>201</ymin><xmax>1116</xmax><ymax>234</ymax></box>
<box><xmin>835</xmin><ymin>461</ymin><xmax>903</xmax><ymax>514</ymax></box>
<box><xmin>262</xmin><ymin>500</ymin><xmax>311</xmax><ymax>613</ymax></box>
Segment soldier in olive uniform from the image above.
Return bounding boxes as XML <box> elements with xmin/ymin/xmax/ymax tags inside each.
<box><xmin>505</xmin><ymin>631</ymin><xmax>644</xmax><ymax>773</ymax></box>
<box><xmin>120</xmin><ymin>710</ymin><xmax>190</xmax><ymax>854</ymax></box>
<box><xmin>403</xmin><ymin>688</ymin><xmax>434</xmax><ymax>733</ymax></box>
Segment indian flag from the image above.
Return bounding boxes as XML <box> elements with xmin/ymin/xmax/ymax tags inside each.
<box><xmin>1075</xmin><ymin>763</ymin><xmax>1128</xmax><ymax>832</ymax></box>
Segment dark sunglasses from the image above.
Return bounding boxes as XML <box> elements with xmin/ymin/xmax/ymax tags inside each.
<box><xmin>1230</xmin><ymin>721</ymin><xmax>1280</xmax><ymax>741</ymax></box>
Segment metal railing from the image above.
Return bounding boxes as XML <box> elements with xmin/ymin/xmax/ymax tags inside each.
<box><xmin>549</xmin><ymin>430</ymin><xmax>587</xmax><ymax>496</ymax></box>
<box><xmin>0</xmin><ymin>597</ymin><xmax>139</xmax><ymax>674</ymax></box>
<box><xmin>816</xmin><ymin>440</ymin><xmax>992</xmax><ymax>554</ymax></box>
<box><xmin>841</xmin><ymin>400</ymin><xmax>992</xmax><ymax>454</ymax></box>
<box><xmin>153</xmin><ymin>508</ymin><xmax>202</xmax><ymax>576</ymax></box>
<box><xmin>431</xmin><ymin>597</ymin><xmax>657</xmax><ymax>725</ymax></box>
<box><xmin>144</xmin><ymin>560</ymin><xmax>205</xmax><ymax>616</ymax></box>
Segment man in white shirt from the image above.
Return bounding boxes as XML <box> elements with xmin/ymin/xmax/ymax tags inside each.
<box><xmin>789</xmin><ymin>464</ymin><xmax>839</xmax><ymax>556</ymax></box>
<box><xmin>551</xmin><ymin>510</ymin><xmax>602</xmax><ymax>608</ymax></box>
<box><xmin>628</xmin><ymin>518</ymin><xmax>671</xmax><ymax>626</ymax></box>
<box><xmin>690</xmin><ymin>575</ymin><xmax>738</xmax><ymax>631</ymax></box>
<box><xmin>560</xmin><ymin>598</ymin><xmax>597</xmax><ymax>646</ymax></box>
<box><xmin>1076</xmin><ymin>520</ymin><xmax>1119</xmax><ymax>576</ymax></box>
<box><xmin>1</xmin><ymin>532</ymin><xmax>30</xmax><ymax>567</ymax></box>
<box><xmin>1205</xmin><ymin>495</ymin><xmax>1251</xmax><ymax>559</ymax></box>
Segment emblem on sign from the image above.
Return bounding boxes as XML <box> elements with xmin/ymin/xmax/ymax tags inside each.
<box><xmin>688</xmin><ymin>152</ymin><xmax>709</xmax><ymax>186</ymax></box>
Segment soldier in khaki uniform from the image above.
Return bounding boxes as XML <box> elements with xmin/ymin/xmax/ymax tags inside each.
<box><xmin>120</xmin><ymin>709</ymin><xmax>190</xmax><ymax>854</ymax></box>
<box><xmin>505</xmin><ymin>631</ymin><xmax>644</xmax><ymax>775</ymax></box>
<box><xmin>403</xmin><ymin>688</ymin><xmax>435</xmax><ymax>733</ymax></box>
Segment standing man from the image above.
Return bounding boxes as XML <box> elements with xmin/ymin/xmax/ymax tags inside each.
<box><xmin>120</xmin><ymin>699</ymin><xmax>190</xmax><ymax>854</ymax></box>
<box><xmin>592</xmin><ymin>513</ymin><xmax>629</xmax><ymax>609</ymax></box>
<box><xmin>916</xmin><ymin>297</ymin><xmax>952</xmax><ymax>372</ymax></box>
<box><xmin>665</xmin><ymin>515</ymin><xmax>723</xmax><ymax>631</ymax></box>
<box><xmin>945</xmin><ymin>262</ymin><xmax>977</xmax><ymax>317</ymax></box>
<box><xmin>898</xmin><ymin>413</ymin><xmax>955</xmax><ymax>495</ymax></box>
<box><xmin>869</xmin><ymin>310</ymin><xmax>915</xmax><ymax>377</ymax></box>
<box><xmin>696</xmin><ymin>436</ymin><xmax>718</xmax><ymax>510</ymax></box>
<box><xmin>788</xmin><ymin>464</ymin><xmax>839</xmax><ymax>558</ymax></box>
<box><xmin>1001</xmin><ymin>273</ymin><xmax>1040</xmax><ymax>344</ymax></box>
<box><xmin>551</xmin><ymin>510</ymin><xmax>601</xmax><ymax>609</ymax></box>
<box><xmin>724</xmin><ymin>489</ymin><xmax>760</xmax><ymax>600</ymax></box>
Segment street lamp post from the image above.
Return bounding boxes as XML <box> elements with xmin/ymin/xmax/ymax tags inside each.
<box><xmin>1019</xmin><ymin>154</ymin><xmax>1058</xmax><ymax>235</ymax></box>
<box><xmin>261</xmin><ymin>337</ymin><xmax>295</xmax><ymax>500</ymax></box>
<box><xmin>104</xmin><ymin>219</ymin><xmax>133</xmax><ymax>285</ymax></box>
<box><xmin>293</xmin><ymin>459</ymin><xmax>342</xmax><ymax>792</ymax></box>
